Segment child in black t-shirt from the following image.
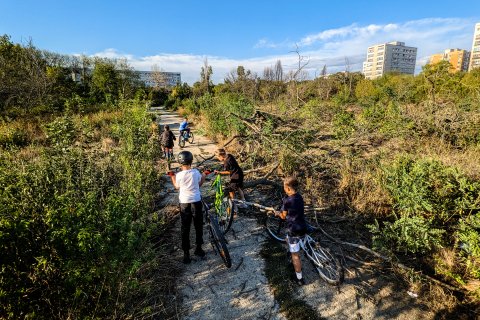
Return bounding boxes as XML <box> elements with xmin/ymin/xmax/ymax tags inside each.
<box><xmin>275</xmin><ymin>176</ymin><xmax>307</xmax><ymax>285</ymax></box>
<box><xmin>214</xmin><ymin>148</ymin><xmax>246</xmax><ymax>208</ymax></box>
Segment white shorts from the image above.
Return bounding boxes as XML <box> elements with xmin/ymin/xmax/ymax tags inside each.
<box><xmin>286</xmin><ymin>235</ymin><xmax>302</xmax><ymax>253</ymax></box>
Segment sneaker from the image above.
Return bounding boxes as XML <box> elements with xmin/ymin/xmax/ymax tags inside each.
<box><xmin>194</xmin><ymin>247</ymin><xmax>206</xmax><ymax>257</ymax></box>
<box><xmin>291</xmin><ymin>274</ymin><xmax>305</xmax><ymax>286</ymax></box>
<box><xmin>183</xmin><ymin>252</ymin><xmax>191</xmax><ymax>264</ymax></box>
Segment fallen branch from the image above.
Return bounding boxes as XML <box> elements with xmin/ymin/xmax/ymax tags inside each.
<box><xmin>243</xmin><ymin>178</ymin><xmax>280</xmax><ymax>189</ymax></box>
<box><xmin>223</xmin><ymin>135</ymin><xmax>246</xmax><ymax>148</ymax></box>
<box><xmin>316</xmin><ymin>225</ymin><xmax>464</xmax><ymax>293</ymax></box>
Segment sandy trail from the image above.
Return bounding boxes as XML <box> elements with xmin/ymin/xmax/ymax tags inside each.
<box><xmin>156</xmin><ymin>108</ymin><xmax>285</xmax><ymax>320</ymax></box>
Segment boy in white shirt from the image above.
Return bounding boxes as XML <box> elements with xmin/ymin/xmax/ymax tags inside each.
<box><xmin>168</xmin><ymin>151</ymin><xmax>207</xmax><ymax>263</ymax></box>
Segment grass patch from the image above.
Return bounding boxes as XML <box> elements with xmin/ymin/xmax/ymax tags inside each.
<box><xmin>260</xmin><ymin>238</ymin><xmax>324</xmax><ymax>320</ymax></box>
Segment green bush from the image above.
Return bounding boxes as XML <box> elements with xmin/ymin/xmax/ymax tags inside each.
<box><xmin>0</xmin><ymin>104</ymin><xmax>162</xmax><ymax>319</ymax></box>
<box><xmin>332</xmin><ymin>109</ymin><xmax>355</xmax><ymax>139</ymax></box>
<box><xmin>382</xmin><ymin>157</ymin><xmax>480</xmax><ymax>223</ymax></box>
<box><xmin>368</xmin><ymin>214</ymin><xmax>445</xmax><ymax>254</ymax></box>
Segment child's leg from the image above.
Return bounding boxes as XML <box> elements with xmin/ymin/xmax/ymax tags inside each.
<box><xmin>291</xmin><ymin>252</ymin><xmax>302</xmax><ymax>273</ymax></box>
<box><xmin>192</xmin><ymin>201</ymin><xmax>204</xmax><ymax>248</ymax></box>
<box><xmin>180</xmin><ymin>203</ymin><xmax>193</xmax><ymax>252</ymax></box>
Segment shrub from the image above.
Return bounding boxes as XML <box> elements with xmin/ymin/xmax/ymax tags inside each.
<box><xmin>332</xmin><ymin>109</ymin><xmax>355</xmax><ymax>139</ymax></box>
<box><xmin>368</xmin><ymin>214</ymin><xmax>445</xmax><ymax>254</ymax></box>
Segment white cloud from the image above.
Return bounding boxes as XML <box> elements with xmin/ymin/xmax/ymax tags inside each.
<box><xmin>90</xmin><ymin>17</ymin><xmax>477</xmax><ymax>84</ymax></box>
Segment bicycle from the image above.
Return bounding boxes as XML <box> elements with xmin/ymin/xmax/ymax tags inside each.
<box><xmin>210</xmin><ymin>173</ymin><xmax>234</xmax><ymax>234</ymax></box>
<box><xmin>202</xmin><ymin>199</ymin><xmax>232</xmax><ymax>268</ymax></box>
<box><xmin>236</xmin><ymin>200</ymin><xmax>343</xmax><ymax>285</ymax></box>
<box><xmin>178</xmin><ymin>129</ymin><xmax>194</xmax><ymax>148</ymax></box>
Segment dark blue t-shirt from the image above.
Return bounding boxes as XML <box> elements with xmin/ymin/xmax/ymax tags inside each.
<box><xmin>281</xmin><ymin>193</ymin><xmax>307</xmax><ymax>235</ymax></box>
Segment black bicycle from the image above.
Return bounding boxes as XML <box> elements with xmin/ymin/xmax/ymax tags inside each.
<box><xmin>202</xmin><ymin>200</ymin><xmax>232</xmax><ymax>268</ymax></box>
<box><xmin>237</xmin><ymin>200</ymin><xmax>343</xmax><ymax>285</ymax></box>
<box><xmin>179</xmin><ymin>130</ymin><xmax>194</xmax><ymax>148</ymax></box>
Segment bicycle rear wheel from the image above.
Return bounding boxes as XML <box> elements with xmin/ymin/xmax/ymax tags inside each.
<box><xmin>188</xmin><ymin>132</ymin><xmax>194</xmax><ymax>143</ymax></box>
<box><xmin>264</xmin><ymin>215</ymin><xmax>287</xmax><ymax>242</ymax></box>
<box><xmin>304</xmin><ymin>239</ymin><xmax>343</xmax><ymax>285</ymax></box>
<box><xmin>179</xmin><ymin>137</ymin><xmax>185</xmax><ymax>148</ymax></box>
<box><xmin>218</xmin><ymin>197</ymin><xmax>234</xmax><ymax>234</ymax></box>
<box><xmin>209</xmin><ymin>213</ymin><xmax>232</xmax><ymax>268</ymax></box>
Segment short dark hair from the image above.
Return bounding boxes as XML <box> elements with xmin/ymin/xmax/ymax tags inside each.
<box><xmin>216</xmin><ymin>148</ymin><xmax>227</xmax><ymax>157</ymax></box>
<box><xmin>164</xmin><ymin>125</ymin><xmax>170</xmax><ymax>130</ymax></box>
<box><xmin>284</xmin><ymin>176</ymin><xmax>299</xmax><ymax>191</ymax></box>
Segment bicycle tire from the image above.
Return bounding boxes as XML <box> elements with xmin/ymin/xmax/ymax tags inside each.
<box><xmin>188</xmin><ymin>132</ymin><xmax>194</xmax><ymax>144</ymax></box>
<box><xmin>264</xmin><ymin>215</ymin><xmax>287</xmax><ymax>242</ymax></box>
<box><xmin>305</xmin><ymin>240</ymin><xmax>343</xmax><ymax>285</ymax></box>
<box><xmin>209</xmin><ymin>213</ymin><xmax>232</xmax><ymax>268</ymax></box>
<box><xmin>218</xmin><ymin>197</ymin><xmax>234</xmax><ymax>234</ymax></box>
<box><xmin>179</xmin><ymin>137</ymin><xmax>185</xmax><ymax>148</ymax></box>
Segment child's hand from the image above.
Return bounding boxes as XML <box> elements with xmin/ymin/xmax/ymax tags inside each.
<box><xmin>273</xmin><ymin>210</ymin><xmax>281</xmax><ymax>217</ymax></box>
<box><xmin>214</xmin><ymin>170</ymin><xmax>219</xmax><ymax>174</ymax></box>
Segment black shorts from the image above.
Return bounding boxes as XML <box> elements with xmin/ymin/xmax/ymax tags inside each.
<box><xmin>226</xmin><ymin>179</ymin><xmax>244</xmax><ymax>192</ymax></box>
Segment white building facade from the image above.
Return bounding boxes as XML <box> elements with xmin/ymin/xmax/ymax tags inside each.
<box><xmin>362</xmin><ymin>41</ymin><xmax>417</xmax><ymax>79</ymax></box>
<box><xmin>137</xmin><ymin>71</ymin><xmax>181</xmax><ymax>88</ymax></box>
<box><xmin>468</xmin><ymin>23</ymin><xmax>480</xmax><ymax>71</ymax></box>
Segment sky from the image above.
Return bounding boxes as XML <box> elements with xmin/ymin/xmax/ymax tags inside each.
<box><xmin>1</xmin><ymin>0</ymin><xmax>480</xmax><ymax>84</ymax></box>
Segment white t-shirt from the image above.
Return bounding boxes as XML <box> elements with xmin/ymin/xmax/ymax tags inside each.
<box><xmin>176</xmin><ymin>169</ymin><xmax>202</xmax><ymax>203</ymax></box>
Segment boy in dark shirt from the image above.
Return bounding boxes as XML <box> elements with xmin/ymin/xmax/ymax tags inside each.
<box><xmin>275</xmin><ymin>176</ymin><xmax>307</xmax><ymax>285</ymax></box>
<box><xmin>160</xmin><ymin>125</ymin><xmax>176</xmax><ymax>160</ymax></box>
<box><xmin>214</xmin><ymin>148</ymin><xmax>246</xmax><ymax>208</ymax></box>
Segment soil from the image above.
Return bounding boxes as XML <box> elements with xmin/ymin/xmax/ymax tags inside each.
<box><xmin>153</xmin><ymin>107</ymin><xmax>446</xmax><ymax>320</ymax></box>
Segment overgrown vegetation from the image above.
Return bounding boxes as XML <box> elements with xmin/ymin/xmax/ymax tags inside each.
<box><xmin>169</xmin><ymin>58</ymin><xmax>480</xmax><ymax>312</ymax></box>
<box><xmin>0</xmin><ymin>36</ymin><xmax>173</xmax><ymax>319</ymax></box>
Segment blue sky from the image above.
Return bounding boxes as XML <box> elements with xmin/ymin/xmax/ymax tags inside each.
<box><xmin>1</xmin><ymin>0</ymin><xmax>480</xmax><ymax>83</ymax></box>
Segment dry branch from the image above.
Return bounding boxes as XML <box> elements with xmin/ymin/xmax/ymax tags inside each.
<box><xmin>316</xmin><ymin>225</ymin><xmax>464</xmax><ymax>293</ymax></box>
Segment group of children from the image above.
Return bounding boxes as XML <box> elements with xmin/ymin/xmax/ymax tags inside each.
<box><xmin>164</xmin><ymin>120</ymin><xmax>308</xmax><ymax>285</ymax></box>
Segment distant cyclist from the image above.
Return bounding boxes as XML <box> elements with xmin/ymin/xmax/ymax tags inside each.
<box><xmin>178</xmin><ymin>117</ymin><xmax>190</xmax><ymax>144</ymax></box>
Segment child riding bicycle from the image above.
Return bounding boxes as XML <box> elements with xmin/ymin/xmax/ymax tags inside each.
<box><xmin>214</xmin><ymin>148</ymin><xmax>247</xmax><ymax>209</ymax></box>
<box><xmin>168</xmin><ymin>151</ymin><xmax>208</xmax><ymax>264</ymax></box>
<box><xmin>178</xmin><ymin>117</ymin><xmax>190</xmax><ymax>143</ymax></box>
<box><xmin>274</xmin><ymin>176</ymin><xmax>307</xmax><ymax>286</ymax></box>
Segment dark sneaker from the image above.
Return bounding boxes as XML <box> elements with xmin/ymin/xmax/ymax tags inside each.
<box><xmin>194</xmin><ymin>247</ymin><xmax>206</xmax><ymax>257</ymax></box>
<box><xmin>183</xmin><ymin>252</ymin><xmax>191</xmax><ymax>264</ymax></box>
<box><xmin>291</xmin><ymin>274</ymin><xmax>305</xmax><ymax>286</ymax></box>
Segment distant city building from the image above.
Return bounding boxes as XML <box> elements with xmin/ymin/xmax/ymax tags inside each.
<box><xmin>468</xmin><ymin>23</ymin><xmax>480</xmax><ymax>71</ymax></box>
<box><xmin>362</xmin><ymin>41</ymin><xmax>417</xmax><ymax>79</ymax></box>
<box><xmin>429</xmin><ymin>49</ymin><xmax>470</xmax><ymax>73</ymax></box>
<box><xmin>136</xmin><ymin>71</ymin><xmax>181</xmax><ymax>88</ymax></box>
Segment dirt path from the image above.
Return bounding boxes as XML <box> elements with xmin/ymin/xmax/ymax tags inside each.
<box><xmin>155</xmin><ymin>108</ymin><xmax>285</xmax><ymax>320</ymax></box>
<box><xmin>154</xmin><ymin>107</ymin><xmax>434</xmax><ymax>320</ymax></box>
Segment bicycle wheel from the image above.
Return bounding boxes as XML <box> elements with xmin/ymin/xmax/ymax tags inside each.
<box><xmin>264</xmin><ymin>215</ymin><xmax>287</xmax><ymax>242</ymax></box>
<box><xmin>304</xmin><ymin>239</ymin><xmax>343</xmax><ymax>285</ymax></box>
<box><xmin>179</xmin><ymin>136</ymin><xmax>185</xmax><ymax>148</ymax></box>
<box><xmin>209</xmin><ymin>213</ymin><xmax>232</xmax><ymax>268</ymax></box>
<box><xmin>218</xmin><ymin>197</ymin><xmax>234</xmax><ymax>234</ymax></box>
<box><xmin>188</xmin><ymin>132</ymin><xmax>194</xmax><ymax>144</ymax></box>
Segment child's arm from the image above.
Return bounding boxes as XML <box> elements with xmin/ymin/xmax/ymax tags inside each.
<box><xmin>199</xmin><ymin>172</ymin><xmax>206</xmax><ymax>186</ymax></box>
<box><xmin>274</xmin><ymin>210</ymin><xmax>288</xmax><ymax>220</ymax></box>
<box><xmin>168</xmin><ymin>173</ymin><xmax>179</xmax><ymax>189</ymax></box>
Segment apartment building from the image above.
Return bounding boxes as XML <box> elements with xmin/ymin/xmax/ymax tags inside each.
<box><xmin>429</xmin><ymin>49</ymin><xmax>470</xmax><ymax>72</ymax></box>
<box><xmin>137</xmin><ymin>71</ymin><xmax>181</xmax><ymax>88</ymax></box>
<box><xmin>362</xmin><ymin>41</ymin><xmax>417</xmax><ymax>80</ymax></box>
<box><xmin>468</xmin><ymin>23</ymin><xmax>480</xmax><ymax>71</ymax></box>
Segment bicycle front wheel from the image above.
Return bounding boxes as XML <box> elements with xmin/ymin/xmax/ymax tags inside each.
<box><xmin>209</xmin><ymin>214</ymin><xmax>232</xmax><ymax>268</ymax></box>
<box><xmin>188</xmin><ymin>132</ymin><xmax>194</xmax><ymax>143</ymax></box>
<box><xmin>264</xmin><ymin>215</ymin><xmax>287</xmax><ymax>242</ymax></box>
<box><xmin>218</xmin><ymin>197</ymin><xmax>234</xmax><ymax>234</ymax></box>
<box><xmin>305</xmin><ymin>240</ymin><xmax>343</xmax><ymax>285</ymax></box>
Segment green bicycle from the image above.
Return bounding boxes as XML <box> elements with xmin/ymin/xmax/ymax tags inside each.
<box><xmin>210</xmin><ymin>173</ymin><xmax>235</xmax><ymax>235</ymax></box>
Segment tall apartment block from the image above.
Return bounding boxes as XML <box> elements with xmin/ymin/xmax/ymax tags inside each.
<box><xmin>429</xmin><ymin>49</ymin><xmax>470</xmax><ymax>72</ymax></box>
<box><xmin>362</xmin><ymin>41</ymin><xmax>417</xmax><ymax>80</ymax></box>
<box><xmin>468</xmin><ymin>23</ymin><xmax>480</xmax><ymax>71</ymax></box>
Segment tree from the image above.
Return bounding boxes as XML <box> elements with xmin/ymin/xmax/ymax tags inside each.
<box><xmin>199</xmin><ymin>58</ymin><xmax>213</xmax><ymax>95</ymax></box>
<box><xmin>150</xmin><ymin>64</ymin><xmax>169</xmax><ymax>89</ymax></box>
